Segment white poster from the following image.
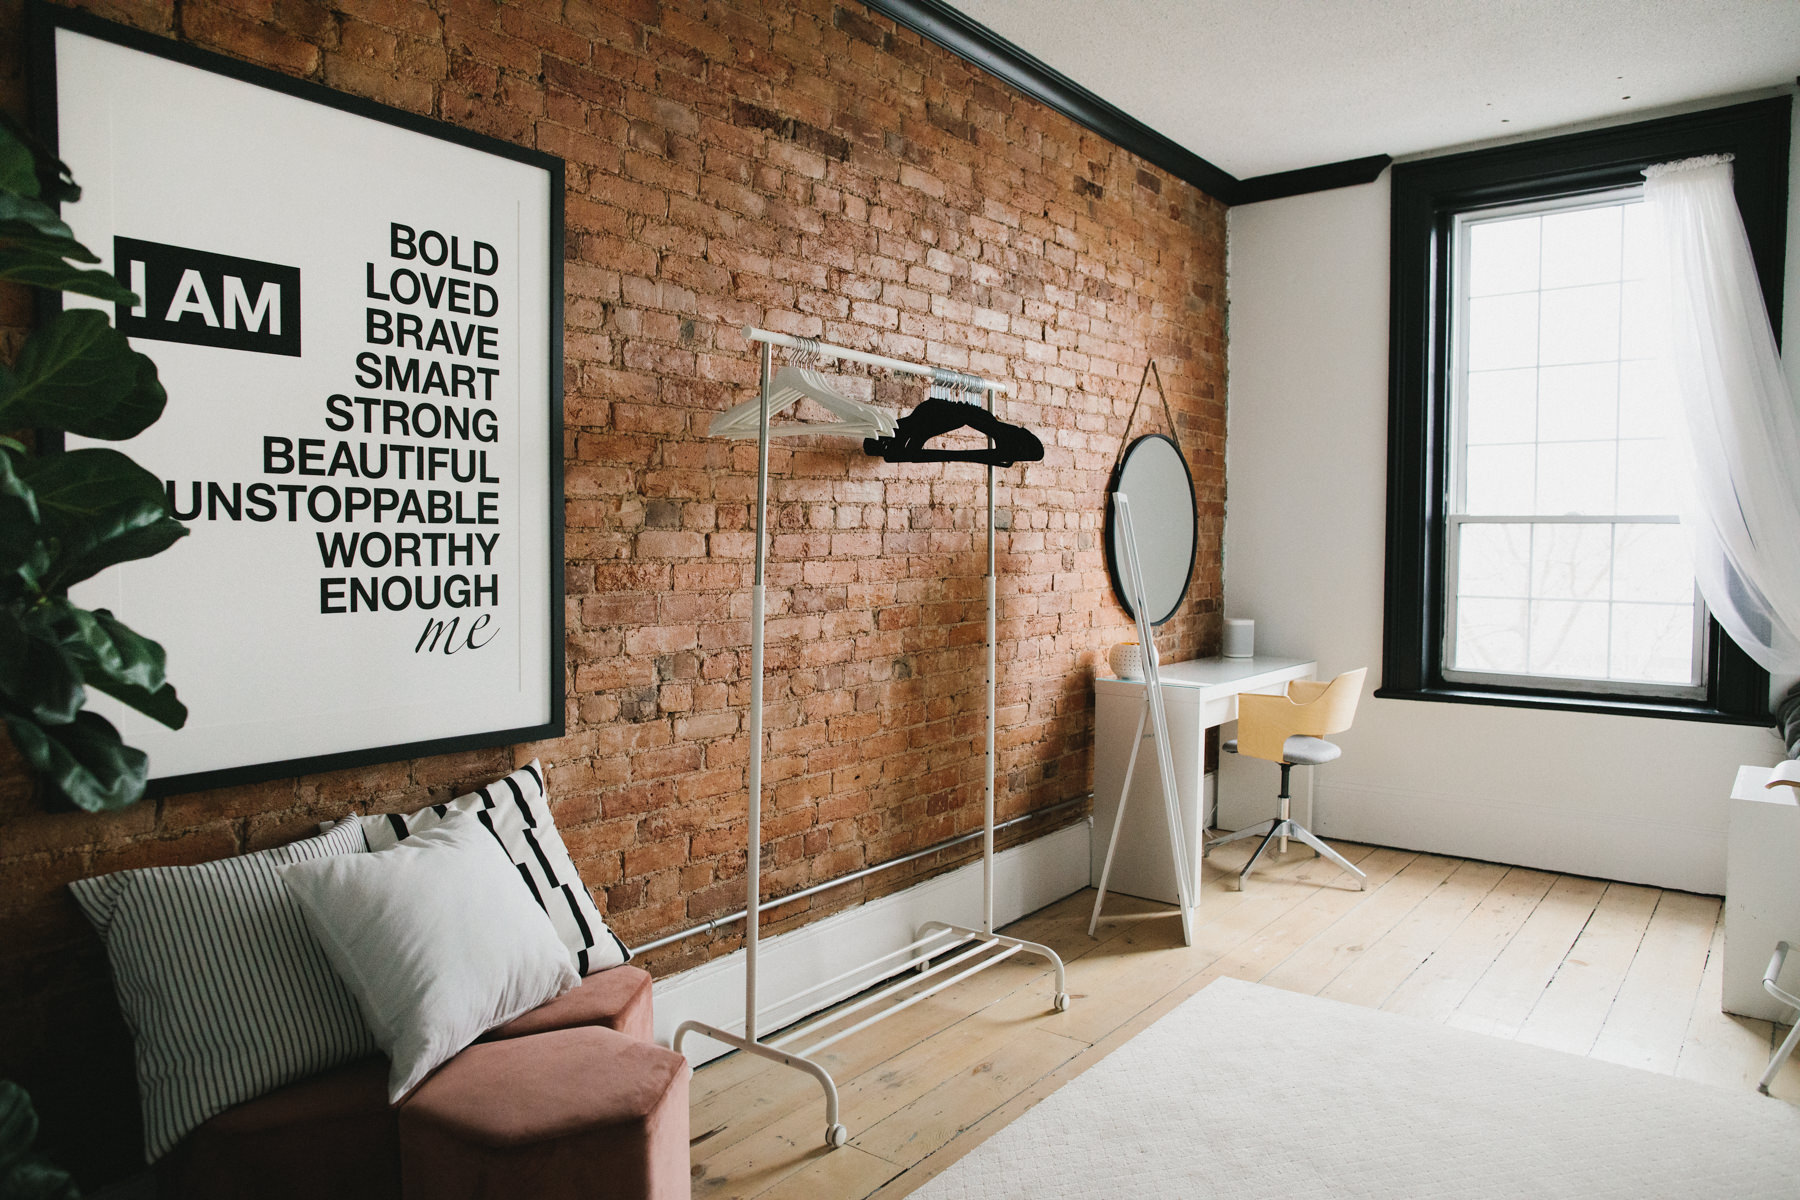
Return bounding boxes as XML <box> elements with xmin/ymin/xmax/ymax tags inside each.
<box><xmin>49</xmin><ymin>18</ymin><xmax>562</xmax><ymax>791</ymax></box>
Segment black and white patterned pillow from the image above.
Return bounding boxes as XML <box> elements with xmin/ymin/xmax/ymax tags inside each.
<box><xmin>68</xmin><ymin>819</ymin><xmax>377</xmax><ymax>1162</ymax></box>
<box><xmin>361</xmin><ymin>760</ymin><xmax>630</xmax><ymax>974</ymax></box>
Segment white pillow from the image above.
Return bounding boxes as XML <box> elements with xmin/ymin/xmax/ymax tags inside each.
<box><xmin>68</xmin><ymin>820</ymin><xmax>376</xmax><ymax>1161</ymax></box>
<box><xmin>361</xmin><ymin>760</ymin><xmax>630</xmax><ymax>974</ymax></box>
<box><xmin>277</xmin><ymin>810</ymin><xmax>579</xmax><ymax>1102</ymax></box>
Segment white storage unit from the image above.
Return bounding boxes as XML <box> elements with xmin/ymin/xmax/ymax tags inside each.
<box><xmin>1725</xmin><ymin>764</ymin><xmax>1800</xmax><ymax>1022</ymax></box>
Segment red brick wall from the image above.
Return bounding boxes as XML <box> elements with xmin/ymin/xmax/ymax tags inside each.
<box><xmin>0</xmin><ymin>0</ymin><xmax>1225</xmax><ymax>1182</ymax></box>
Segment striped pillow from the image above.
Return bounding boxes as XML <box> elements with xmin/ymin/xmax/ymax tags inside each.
<box><xmin>361</xmin><ymin>760</ymin><xmax>630</xmax><ymax>974</ymax></box>
<box><xmin>69</xmin><ymin>819</ymin><xmax>377</xmax><ymax>1162</ymax></box>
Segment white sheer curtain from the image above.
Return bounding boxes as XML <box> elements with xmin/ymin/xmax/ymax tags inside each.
<box><xmin>1643</xmin><ymin>155</ymin><xmax>1800</xmax><ymax>674</ymax></box>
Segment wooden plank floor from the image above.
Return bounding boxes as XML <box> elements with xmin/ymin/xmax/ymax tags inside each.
<box><xmin>688</xmin><ymin>838</ymin><xmax>1800</xmax><ymax>1200</ymax></box>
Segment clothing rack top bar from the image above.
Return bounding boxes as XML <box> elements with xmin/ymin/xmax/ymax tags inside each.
<box><xmin>744</xmin><ymin>327</ymin><xmax>1010</xmax><ymax>396</ymax></box>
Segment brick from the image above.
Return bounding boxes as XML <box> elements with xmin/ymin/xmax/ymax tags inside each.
<box><xmin>180</xmin><ymin>4</ymin><xmax>320</xmax><ymax>75</ymax></box>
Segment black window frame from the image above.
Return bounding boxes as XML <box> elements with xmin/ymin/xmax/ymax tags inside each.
<box><xmin>1381</xmin><ymin>98</ymin><xmax>1790</xmax><ymax>724</ymax></box>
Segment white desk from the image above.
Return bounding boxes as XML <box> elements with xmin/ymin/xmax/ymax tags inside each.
<box><xmin>1091</xmin><ymin>655</ymin><xmax>1315</xmax><ymax>905</ymax></box>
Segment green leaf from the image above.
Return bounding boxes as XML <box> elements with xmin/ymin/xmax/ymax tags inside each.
<box><xmin>0</xmin><ymin>114</ymin><xmax>77</xmax><ymax>206</ymax></box>
<box><xmin>0</xmin><ymin>311</ymin><xmax>165</xmax><ymax>439</ymax></box>
<box><xmin>20</xmin><ymin>446</ymin><xmax>165</xmax><ymax>525</ymax></box>
<box><xmin>0</xmin><ymin>1159</ymin><xmax>82</xmax><ymax>1200</ymax></box>
<box><xmin>11</xmin><ymin>543</ymin><xmax>52</xmax><ymax>599</ymax></box>
<box><xmin>0</xmin><ymin>447</ymin><xmax>39</xmax><ymax>526</ymax></box>
<box><xmin>0</xmin><ymin>121</ymin><xmax>37</xmax><ymax>198</ymax></box>
<box><xmin>82</xmin><ymin>676</ymin><xmax>185</xmax><ymax>732</ymax></box>
<box><xmin>3</xmin><ymin>709</ymin><xmax>147</xmax><ymax>812</ymax></box>
<box><xmin>0</xmin><ymin>449</ymin><xmax>42</xmax><ymax>579</ymax></box>
<box><xmin>0</xmin><ymin>223</ymin><xmax>103</xmax><ymax>264</ymax></box>
<box><xmin>49</xmin><ymin>505</ymin><xmax>188</xmax><ymax>592</ymax></box>
<box><xmin>17</xmin><ymin>449</ymin><xmax>188</xmax><ymax>590</ymax></box>
<box><xmin>0</xmin><ymin>195</ymin><xmax>98</xmax><ymax>265</ymax></box>
<box><xmin>88</xmin><ymin>609</ymin><xmax>169</xmax><ymax>691</ymax></box>
<box><xmin>59</xmin><ymin>608</ymin><xmax>185</xmax><ymax>727</ymax></box>
<box><xmin>60</xmin><ymin>606</ymin><xmax>154</xmax><ymax>688</ymax></box>
<box><xmin>0</xmin><ymin>1082</ymin><xmax>37</xmax><ymax>1174</ymax></box>
<box><xmin>0</xmin><ymin>193</ymin><xmax>77</xmax><ymax>239</ymax></box>
<box><xmin>22</xmin><ymin>600</ymin><xmax>183</xmax><ymax>729</ymax></box>
<box><xmin>0</xmin><ymin>247</ymin><xmax>133</xmax><ymax>302</ymax></box>
<box><xmin>67</xmin><ymin>518</ymin><xmax>186</xmax><ymax>591</ymax></box>
<box><xmin>0</xmin><ymin>612</ymin><xmax>83</xmax><ymax>725</ymax></box>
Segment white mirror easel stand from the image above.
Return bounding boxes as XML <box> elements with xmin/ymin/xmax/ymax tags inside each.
<box><xmin>1088</xmin><ymin>493</ymin><xmax>1197</xmax><ymax>945</ymax></box>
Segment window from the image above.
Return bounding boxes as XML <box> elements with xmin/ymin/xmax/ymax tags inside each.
<box><xmin>1447</xmin><ymin>190</ymin><xmax>1704</xmax><ymax>698</ymax></box>
<box><xmin>1382</xmin><ymin>99</ymin><xmax>1789</xmax><ymax>722</ymax></box>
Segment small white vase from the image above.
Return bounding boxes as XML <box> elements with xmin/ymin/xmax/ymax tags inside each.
<box><xmin>1108</xmin><ymin>641</ymin><xmax>1144</xmax><ymax>680</ymax></box>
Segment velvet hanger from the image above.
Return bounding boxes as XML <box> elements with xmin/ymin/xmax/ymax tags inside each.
<box><xmin>710</xmin><ymin>342</ymin><xmax>896</xmax><ymax>440</ymax></box>
<box><xmin>863</xmin><ymin>388</ymin><xmax>1044</xmax><ymax>467</ymax></box>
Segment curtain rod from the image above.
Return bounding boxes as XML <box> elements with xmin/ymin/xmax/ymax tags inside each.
<box><xmin>745</xmin><ymin>326</ymin><xmax>1010</xmax><ymax>396</ymax></box>
<box><xmin>631</xmin><ymin>795</ymin><xmax>1084</xmax><ymax>955</ymax></box>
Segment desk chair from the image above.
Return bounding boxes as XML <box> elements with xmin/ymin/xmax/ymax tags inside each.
<box><xmin>1208</xmin><ymin>667</ymin><xmax>1367</xmax><ymax>891</ymax></box>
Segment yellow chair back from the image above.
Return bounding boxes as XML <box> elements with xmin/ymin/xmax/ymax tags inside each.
<box><xmin>1234</xmin><ymin>667</ymin><xmax>1367</xmax><ymax>764</ymax></box>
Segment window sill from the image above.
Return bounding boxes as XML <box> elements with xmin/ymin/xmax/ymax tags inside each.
<box><xmin>1373</xmin><ymin>685</ymin><xmax>1772</xmax><ymax>726</ymax></box>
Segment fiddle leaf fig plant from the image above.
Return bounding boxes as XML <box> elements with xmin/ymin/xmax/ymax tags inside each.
<box><xmin>0</xmin><ymin>114</ymin><xmax>188</xmax><ymax>813</ymax></box>
<box><xmin>0</xmin><ymin>1083</ymin><xmax>77</xmax><ymax>1200</ymax></box>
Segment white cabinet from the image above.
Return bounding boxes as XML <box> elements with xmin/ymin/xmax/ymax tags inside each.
<box><xmin>1725</xmin><ymin>764</ymin><xmax>1800</xmax><ymax>1021</ymax></box>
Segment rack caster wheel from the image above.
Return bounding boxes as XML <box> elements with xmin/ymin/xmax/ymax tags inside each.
<box><xmin>1053</xmin><ymin>992</ymin><xmax>1070</xmax><ymax>1012</ymax></box>
<box><xmin>825</xmin><ymin>1123</ymin><xmax>849</xmax><ymax>1149</ymax></box>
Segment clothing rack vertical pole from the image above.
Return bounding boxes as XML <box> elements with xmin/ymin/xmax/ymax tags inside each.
<box><xmin>674</xmin><ymin>328</ymin><xmax>1068</xmax><ymax>1152</ymax></box>
<box><xmin>745</xmin><ymin>338</ymin><xmax>772</xmax><ymax>1043</ymax></box>
<box><xmin>984</xmin><ymin>385</ymin><xmax>997</xmax><ymax>936</ymax></box>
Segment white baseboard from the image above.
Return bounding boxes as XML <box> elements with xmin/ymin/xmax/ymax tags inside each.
<box><xmin>652</xmin><ymin>818</ymin><xmax>1092</xmax><ymax>1063</ymax></box>
<box><xmin>1312</xmin><ymin>780</ymin><xmax>1726</xmax><ymax>895</ymax></box>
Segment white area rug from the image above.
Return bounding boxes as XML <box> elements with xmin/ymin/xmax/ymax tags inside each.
<box><xmin>912</xmin><ymin>978</ymin><xmax>1800</xmax><ymax>1199</ymax></box>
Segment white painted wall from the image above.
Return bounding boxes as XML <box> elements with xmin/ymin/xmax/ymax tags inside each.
<box><xmin>1221</xmin><ymin>100</ymin><xmax>1797</xmax><ymax>895</ymax></box>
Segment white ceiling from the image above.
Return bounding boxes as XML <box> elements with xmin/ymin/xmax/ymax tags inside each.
<box><xmin>946</xmin><ymin>0</ymin><xmax>1800</xmax><ymax>179</ymax></box>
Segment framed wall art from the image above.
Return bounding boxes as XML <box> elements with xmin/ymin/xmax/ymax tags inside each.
<box><xmin>32</xmin><ymin>4</ymin><xmax>565</xmax><ymax>795</ymax></box>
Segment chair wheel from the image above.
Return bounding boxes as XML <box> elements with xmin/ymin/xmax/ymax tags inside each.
<box><xmin>826</xmin><ymin>1123</ymin><xmax>849</xmax><ymax>1148</ymax></box>
<box><xmin>1053</xmin><ymin>992</ymin><xmax>1070</xmax><ymax>1012</ymax></box>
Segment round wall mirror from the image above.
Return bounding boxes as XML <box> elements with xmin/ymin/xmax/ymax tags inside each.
<box><xmin>1104</xmin><ymin>434</ymin><xmax>1198</xmax><ymax>626</ymax></box>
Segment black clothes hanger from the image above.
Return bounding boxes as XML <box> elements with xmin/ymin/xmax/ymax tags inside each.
<box><xmin>863</xmin><ymin>395</ymin><xmax>1044</xmax><ymax>467</ymax></box>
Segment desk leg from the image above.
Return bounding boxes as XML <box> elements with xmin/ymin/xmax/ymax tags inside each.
<box><xmin>1089</xmin><ymin>706</ymin><xmax>1148</xmax><ymax>937</ymax></box>
<box><xmin>1145</xmin><ymin>684</ymin><xmax>1196</xmax><ymax>947</ymax></box>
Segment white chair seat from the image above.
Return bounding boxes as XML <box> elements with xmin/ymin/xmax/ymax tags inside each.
<box><xmin>1223</xmin><ymin>736</ymin><xmax>1341</xmax><ymax>766</ymax></box>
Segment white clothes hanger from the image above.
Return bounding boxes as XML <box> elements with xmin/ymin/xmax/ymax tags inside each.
<box><xmin>709</xmin><ymin>340</ymin><xmax>896</xmax><ymax>439</ymax></box>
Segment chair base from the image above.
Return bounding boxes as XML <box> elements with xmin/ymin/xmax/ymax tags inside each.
<box><xmin>1207</xmin><ymin>818</ymin><xmax>1366</xmax><ymax>891</ymax></box>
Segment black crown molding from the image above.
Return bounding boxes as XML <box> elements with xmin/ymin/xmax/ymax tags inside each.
<box><xmin>1232</xmin><ymin>154</ymin><xmax>1396</xmax><ymax>205</ymax></box>
<box><xmin>859</xmin><ymin>0</ymin><xmax>1391</xmax><ymax>206</ymax></box>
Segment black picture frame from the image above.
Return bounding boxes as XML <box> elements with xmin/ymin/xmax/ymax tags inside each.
<box><xmin>29</xmin><ymin>1</ymin><xmax>567</xmax><ymax>796</ymax></box>
<box><xmin>1380</xmin><ymin>97</ymin><xmax>1787</xmax><ymax>724</ymax></box>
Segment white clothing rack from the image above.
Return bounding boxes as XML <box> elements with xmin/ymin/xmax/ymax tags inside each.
<box><xmin>672</xmin><ymin>327</ymin><xmax>1068</xmax><ymax>1149</ymax></box>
